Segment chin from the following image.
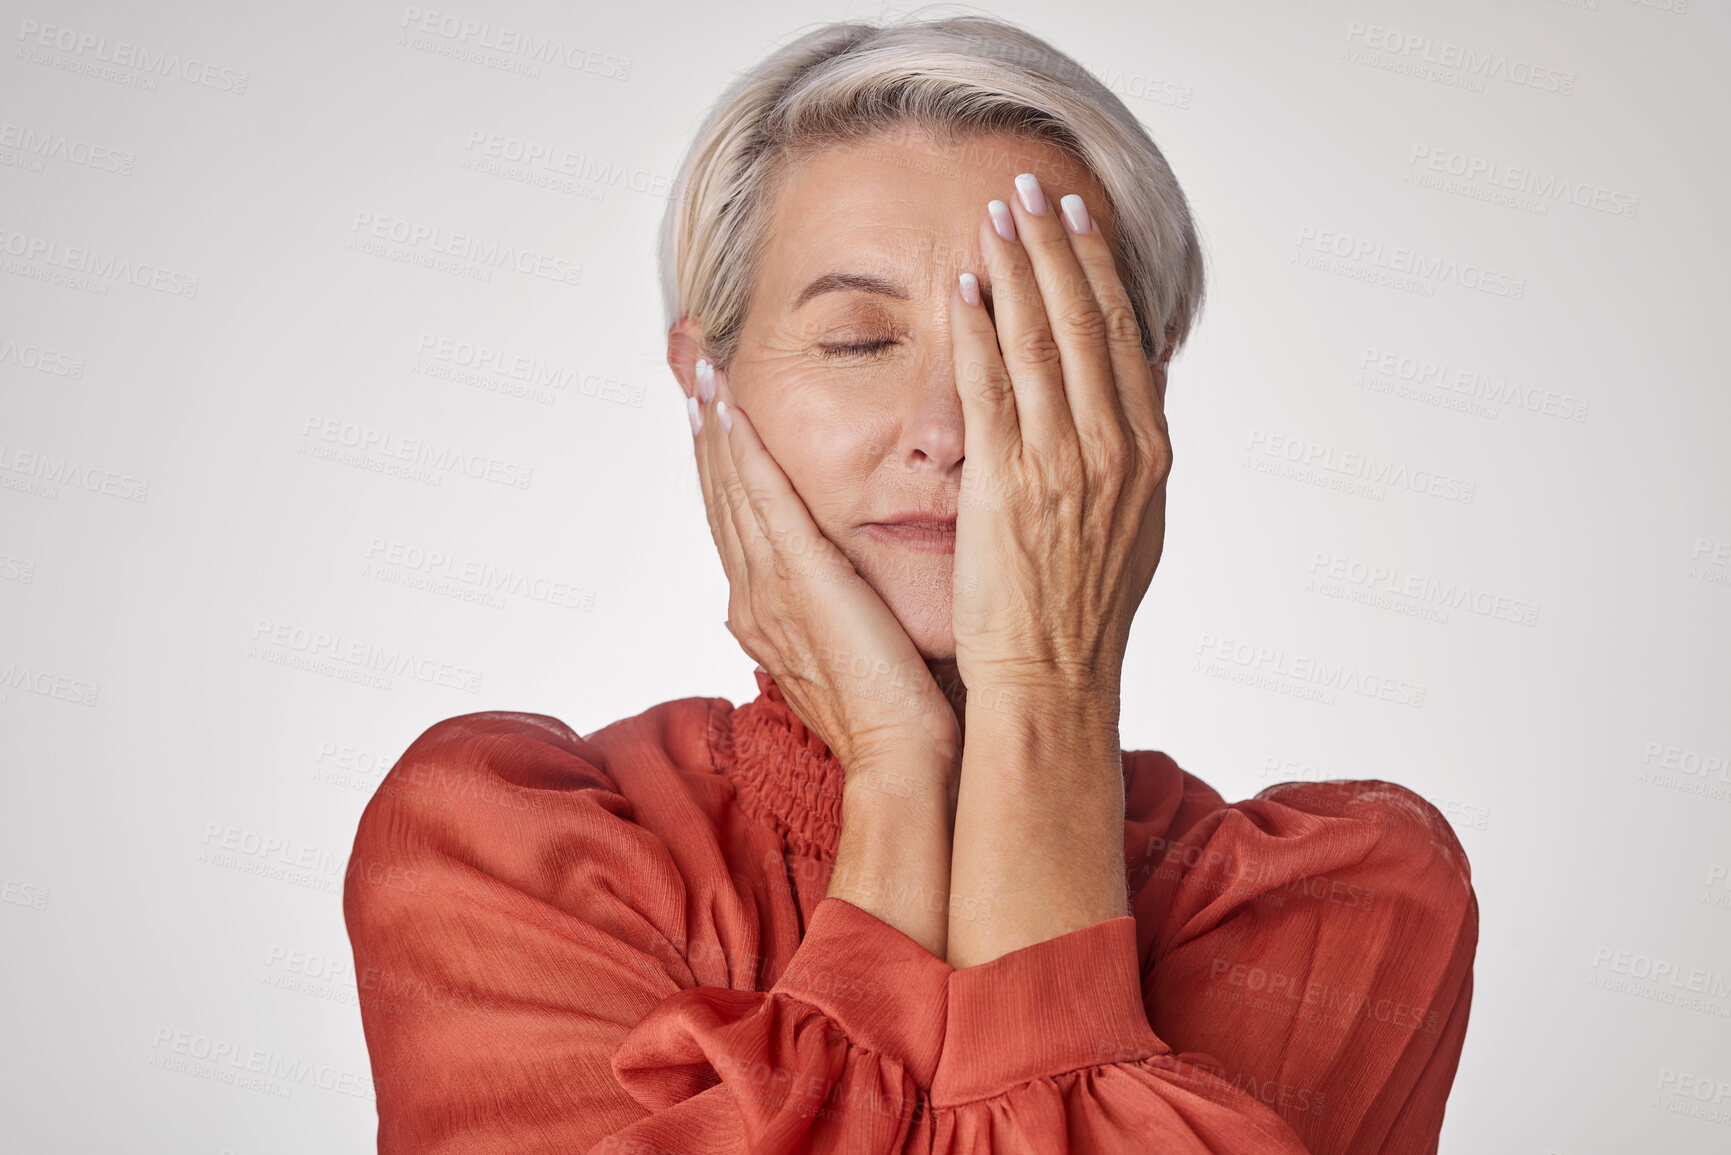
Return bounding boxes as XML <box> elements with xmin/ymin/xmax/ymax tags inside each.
<box><xmin>845</xmin><ymin>536</ymin><xmax>957</xmax><ymax>663</ymax></box>
<box><xmin>879</xmin><ymin>585</ymin><xmax>956</xmax><ymax>664</ymax></box>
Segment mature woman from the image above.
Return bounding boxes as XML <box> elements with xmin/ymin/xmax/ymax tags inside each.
<box><xmin>344</xmin><ymin>14</ymin><xmax>1477</xmax><ymax>1154</ymax></box>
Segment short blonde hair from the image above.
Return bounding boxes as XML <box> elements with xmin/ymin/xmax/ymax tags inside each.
<box><xmin>658</xmin><ymin>10</ymin><xmax>1206</xmax><ymax>371</ymax></box>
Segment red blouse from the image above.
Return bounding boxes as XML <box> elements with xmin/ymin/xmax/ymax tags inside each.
<box><xmin>343</xmin><ymin>668</ymin><xmax>1477</xmax><ymax>1154</ymax></box>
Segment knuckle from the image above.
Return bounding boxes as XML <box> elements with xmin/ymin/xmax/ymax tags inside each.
<box><xmin>1057</xmin><ymin>300</ymin><xmax>1108</xmax><ymax>343</ymax></box>
<box><xmin>957</xmin><ymin>353</ymin><xmax>998</xmax><ymax>390</ymax></box>
<box><xmin>1141</xmin><ymin>429</ymin><xmax>1174</xmax><ymax>485</ymax></box>
<box><xmin>735</xmin><ymin>619</ymin><xmax>767</xmax><ymax>651</ymax></box>
<box><xmin>1039</xmin><ymin>454</ymin><xmax>1087</xmax><ymax>501</ymax></box>
<box><xmin>1131</xmin><ymin>416</ymin><xmax>1165</xmax><ymax>459</ymax></box>
<box><xmin>1010</xmin><ymin>327</ymin><xmax>1062</xmax><ymax>369</ymax></box>
<box><xmin>1030</xmin><ymin>231</ymin><xmax>1073</xmax><ymax>260</ymax></box>
<box><xmin>1127</xmin><ymin>419</ymin><xmax>1155</xmax><ymax>457</ymax></box>
<box><xmin>1102</xmin><ymin>301</ymin><xmax>1143</xmax><ymax>348</ymax></box>
<box><xmin>1090</xmin><ymin>430</ymin><xmax>1131</xmax><ymax>477</ymax></box>
<box><xmin>970</xmin><ymin>366</ymin><xmax>1016</xmax><ymax>407</ymax></box>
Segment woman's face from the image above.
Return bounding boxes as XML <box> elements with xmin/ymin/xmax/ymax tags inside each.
<box><xmin>677</xmin><ymin>126</ymin><xmax>1120</xmax><ymax>661</ymax></box>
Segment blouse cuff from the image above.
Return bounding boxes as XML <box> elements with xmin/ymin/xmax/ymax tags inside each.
<box><xmin>930</xmin><ymin>914</ymin><xmax>1167</xmax><ymax>1107</ymax></box>
<box><xmin>769</xmin><ymin>895</ymin><xmax>953</xmax><ymax>1087</ymax></box>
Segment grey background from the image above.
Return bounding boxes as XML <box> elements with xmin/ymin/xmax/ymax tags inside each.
<box><xmin>1</xmin><ymin>0</ymin><xmax>1727</xmax><ymax>1151</ymax></box>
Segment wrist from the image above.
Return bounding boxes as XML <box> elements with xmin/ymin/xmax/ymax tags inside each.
<box><xmin>962</xmin><ymin>685</ymin><xmax>1122</xmax><ymax>771</ymax></box>
<box><xmin>960</xmin><ymin>663</ymin><xmax>1122</xmax><ymax>722</ymax></box>
<box><xmin>846</xmin><ymin>733</ymin><xmax>961</xmax><ymax>788</ymax></box>
<box><xmin>831</xmin><ymin>751</ymin><xmax>957</xmax><ymax>959</ymax></box>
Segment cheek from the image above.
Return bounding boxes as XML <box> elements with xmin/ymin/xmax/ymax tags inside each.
<box><xmin>764</xmin><ymin>399</ymin><xmax>877</xmax><ymax>521</ymax></box>
<box><xmin>805</xmin><ymin>396</ymin><xmax>872</xmax><ymax>460</ymax></box>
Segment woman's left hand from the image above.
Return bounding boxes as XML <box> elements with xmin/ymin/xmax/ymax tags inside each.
<box><xmin>948</xmin><ymin>175</ymin><xmax>1173</xmax><ymax>703</ymax></box>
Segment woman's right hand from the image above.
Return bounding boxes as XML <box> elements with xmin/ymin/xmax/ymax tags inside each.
<box><xmin>688</xmin><ymin>358</ymin><xmax>961</xmax><ymax>782</ymax></box>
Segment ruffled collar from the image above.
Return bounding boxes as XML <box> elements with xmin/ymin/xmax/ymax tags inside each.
<box><xmin>706</xmin><ymin>668</ymin><xmax>1175</xmax><ymax>909</ymax></box>
<box><xmin>709</xmin><ymin>668</ymin><xmax>847</xmax><ymax>865</ymax></box>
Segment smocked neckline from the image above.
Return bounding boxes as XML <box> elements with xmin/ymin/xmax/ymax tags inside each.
<box><xmin>710</xmin><ymin>668</ymin><xmax>847</xmax><ymax>865</ymax></box>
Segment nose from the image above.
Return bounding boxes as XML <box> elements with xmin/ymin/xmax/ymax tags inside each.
<box><xmin>894</xmin><ymin>349</ymin><xmax>966</xmax><ymax>479</ymax></box>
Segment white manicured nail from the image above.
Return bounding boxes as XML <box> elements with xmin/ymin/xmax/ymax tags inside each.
<box><xmin>1014</xmin><ymin>173</ymin><xmax>1047</xmax><ymax>215</ymax></box>
<box><xmin>1060</xmin><ymin>194</ymin><xmax>1092</xmax><ymax>234</ymax></box>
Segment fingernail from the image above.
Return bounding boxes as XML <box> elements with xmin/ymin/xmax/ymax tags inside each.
<box><xmin>687</xmin><ymin>394</ymin><xmax>703</xmax><ymax>436</ymax></box>
<box><xmin>1014</xmin><ymin>173</ymin><xmax>1047</xmax><ymax>215</ymax></box>
<box><xmin>1060</xmin><ymin>194</ymin><xmax>1092</xmax><ymax>234</ymax></box>
<box><xmin>716</xmin><ymin>399</ymin><xmax>734</xmax><ymax>433</ymax></box>
<box><xmin>959</xmin><ymin>272</ymin><xmax>981</xmax><ymax>307</ymax></box>
<box><xmin>987</xmin><ymin>199</ymin><xmax>1017</xmax><ymax>243</ymax></box>
<box><xmin>695</xmin><ymin>358</ymin><xmax>716</xmax><ymax>404</ymax></box>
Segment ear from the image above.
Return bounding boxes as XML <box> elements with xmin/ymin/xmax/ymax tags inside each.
<box><xmin>666</xmin><ymin>317</ymin><xmax>707</xmax><ymax>400</ymax></box>
<box><xmin>1151</xmin><ymin>355</ymin><xmax>1170</xmax><ymax>408</ymax></box>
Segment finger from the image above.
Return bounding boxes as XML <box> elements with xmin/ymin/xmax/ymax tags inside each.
<box><xmin>690</xmin><ymin>377</ymin><xmax>732</xmax><ymax>558</ymax></box>
<box><xmin>716</xmin><ymin>391</ymin><xmax>843</xmax><ymax>585</ymax></box>
<box><xmin>1055</xmin><ymin>192</ymin><xmax>1164</xmax><ymax>447</ymax></box>
<box><xmin>699</xmin><ymin>368</ymin><xmax>788</xmax><ymax>669</ymax></box>
<box><xmin>693</xmin><ymin>361</ymin><xmax>761</xmax><ymax>587</ymax></box>
<box><xmin>1005</xmin><ymin>172</ymin><xmax>1126</xmax><ymax>451</ymax></box>
<box><xmin>705</xmin><ymin>365</ymin><xmax>778</xmax><ymax>573</ymax></box>
<box><xmin>980</xmin><ymin>201</ymin><xmax>1075</xmax><ymax>452</ymax></box>
<box><xmin>950</xmin><ymin>270</ymin><xmax>1020</xmax><ymax>473</ymax></box>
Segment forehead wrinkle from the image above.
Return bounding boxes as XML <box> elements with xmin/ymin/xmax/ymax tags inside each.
<box><xmin>781</xmin><ymin>223</ymin><xmax>984</xmax><ymax>314</ymax></box>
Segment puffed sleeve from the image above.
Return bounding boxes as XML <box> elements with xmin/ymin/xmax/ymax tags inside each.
<box><xmin>342</xmin><ymin>711</ymin><xmax>953</xmax><ymax>1155</ymax></box>
<box><xmin>925</xmin><ymin>913</ymin><xmax>1314</xmax><ymax>1152</ymax></box>
<box><xmin>1140</xmin><ymin>778</ymin><xmax>1480</xmax><ymax>1155</ymax></box>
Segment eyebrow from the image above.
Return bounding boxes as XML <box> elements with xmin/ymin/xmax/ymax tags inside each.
<box><xmin>792</xmin><ymin>271</ymin><xmax>910</xmax><ymax>311</ymax></box>
<box><xmin>790</xmin><ymin>270</ymin><xmax>993</xmax><ymax>312</ymax></box>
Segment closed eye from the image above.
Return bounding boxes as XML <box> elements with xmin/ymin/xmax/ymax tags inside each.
<box><xmin>817</xmin><ymin>338</ymin><xmax>899</xmax><ymax>359</ymax></box>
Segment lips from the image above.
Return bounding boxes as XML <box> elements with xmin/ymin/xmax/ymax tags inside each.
<box><xmin>873</xmin><ymin>515</ymin><xmax>957</xmax><ymax>531</ymax></box>
<box><xmin>863</xmin><ymin>514</ymin><xmax>957</xmax><ymax>552</ymax></box>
